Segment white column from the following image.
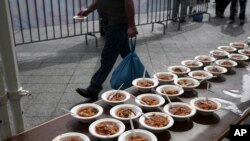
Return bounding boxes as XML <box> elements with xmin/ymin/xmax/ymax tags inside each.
<box><xmin>0</xmin><ymin>0</ymin><xmax>24</xmax><ymax>133</ymax></box>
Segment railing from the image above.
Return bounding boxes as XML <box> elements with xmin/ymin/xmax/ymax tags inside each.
<box><xmin>8</xmin><ymin>0</ymin><xmax>210</xmax><ymax>46</ymax></box>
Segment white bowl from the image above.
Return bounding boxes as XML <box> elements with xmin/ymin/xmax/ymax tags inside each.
<box><xmin>101</xmin><ymin>90</ymin><xmax>131</xmax><ymax>106</ymax></box>
<box><xmin>163</xmin><ymin>102</ymin><xmax>196</xmax><ymax>121</ymax></box>
<box><xmin>156</xmin><ymin>85</ymin><xmax>184</xmax><ymax>100</ymax></box>
<box><xmin>215</xmin><ymin>59</ymin><xmax>237</xmax><ymax>69</ymax></box>
<box><xmin>174</xmin><ymin>77</ymin><xmax>200</xmax><ymax>91</ymax></box>
<box><xmin>70</xmin><ymin>103</ymin><xmax>103</xmax><ymax>123</ymax></box>
<box><xmin>135</xmin><ymin>93</ymin><xmax>165</xmax><ymax>111</ymax></box>
<box><xmin>188</xmin><ymin>70</ymin><xmax>213</xmax><ymax>81</ymax></box>
<box><xmin>210</xmin><ymin>50</ymin><xmax>230</xmax><ymax>59</ymax></box>
<box><xmin>190</xmin><ymin>97</ymin><xmax>221</xmax><ymax>116</ymax></box>
<box><xmin>118</xmin><ymin>129</ymin><xmax>157</xmax><ymax>141</ymax></box>
<box><xmin>110</xmin><ymin>104</ymin><xmax>142</xmax><ymax>123</ymax></box>
<box><xmin>194</xmin><ymin>55</ymin><xmax>216</xmax><ymax>66</ymax></box>
<box><xmin>168</xmin><ymin>66</ymin><xmax>191</xmax><ymax>76</ymax></box>
<box><xmin>132</xmin><ymin>78</ymin><xmax>159</xmax><ymax>92</ymax></box>
<box><xmin>153</xmin><ymin>72</ymin><xmax>178</xmax><ymax>84</ymax></box>
<box><xmin>181</xmin><ymin>60</ymin><xmax>203</xmax><ymax>70</ymax></box>
<box><xmin>238</xmin><ymin>49</ymin><xmax>250</xmax><ymax>57</ymax></box>
<box><xmin>52</xmin><ymin>132</ymin><xmax>90</xmax><ymax>141</ymax></box>
<box><xmin>89</xmin><ymin>118</ymin><xmax>125</xmax><ymax>141</ymax></box>
<box><xmin>204</xmin><ymin>66</ymin><xmax>227</xmax><ymax>77</ymax></box>
<box><xmin>217</xmin><ymin>46</ymin><xmax>237</xmax><ymax>53</ymax></box>
<box><xmin>139</xmin><ymin>112</ymin><xmax>174</xmax><ymax>133</ymax></box>
<box><xmin>228</xmin><ymin>53</ymin><xmax>249</xmax><ymax>63</ymax></box>
<box><xmin>229</xmin><ymin>42</ymin><xmax>248</xmax><ymax>50</ymax></box>
<box><xmin>73</xmin><ymin>16</ymin><xmax>87</xmax><ymax>22</ymax></box>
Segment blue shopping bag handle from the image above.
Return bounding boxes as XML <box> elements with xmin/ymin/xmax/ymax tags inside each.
<box><xmin>129</xmin><ymin>37</ymin><xmax>137</xmax><ymax>52</ymax></box>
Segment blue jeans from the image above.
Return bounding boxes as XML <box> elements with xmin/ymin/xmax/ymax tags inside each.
<box><xmin>88</xmin><ymin>24</ymin><xmax>130</xmax><ymax>93</ymax></box>
<box><xmin>230</xmin><ymin>0</ymin><xmax>247</xmax><ymax>20</ymax></box>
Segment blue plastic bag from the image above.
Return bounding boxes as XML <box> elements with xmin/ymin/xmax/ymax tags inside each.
<box><xmin>110</xmin><ymin>37</ymin><xmax>150</xmax><ymax>90</ymax></box>
<box><xmin>192</xmin><ymin>10</ymin><xmax>203</xmax><ymax>22</ymax></box>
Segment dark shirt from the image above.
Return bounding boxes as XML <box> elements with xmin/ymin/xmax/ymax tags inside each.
<box><xmin>97</xmin><ymin>0</ymin><xmax>128</xmax><ymax>26</ymax></box>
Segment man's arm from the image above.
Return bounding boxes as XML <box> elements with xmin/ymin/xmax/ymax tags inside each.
<box><xmin>78</xmin><ymin>0</ymin><xmax>97</xmax><ymax>16</ymax></box>
<box><xmin>125</xmin><ymin>0</ymin><xmax>138</xmax><ymax>37</ymax></box>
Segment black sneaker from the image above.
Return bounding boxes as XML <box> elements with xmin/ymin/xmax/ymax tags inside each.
<box><xmin>228</xmin><ymin>19</ymin><xmax>235</xmax><ymax>24</ymax></box>
<box><xmin>216</xmin><ymin>12</ymin><xmax>225</xmax><ymax>18</ymax></box>
<box><xmin>239</xmin><ymin>20</ymin><xmax>245</xmax><ymax>25</ymax></box>
<box><xmin>75</xmin><ymin>88</ymin><xmax>98</xmax><ymax>100</ymax></box>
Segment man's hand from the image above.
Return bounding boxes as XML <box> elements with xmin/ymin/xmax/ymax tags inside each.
<box><xmin>77</xmin><ymin>9</ymin><xmax>89</xmax><ymax>17</ymax></box>
<box><xmin>128</xmin><ymin>25</ymin><xmax>138</xmax><ymax>37</ymax></box>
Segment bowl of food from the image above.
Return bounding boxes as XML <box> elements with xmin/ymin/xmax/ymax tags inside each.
<box><xmin>190</xmin><ymin>97</ymin><xmax>221</xmax><ymax>116</ymax></box>
<box><xmin>217</xmin><ymin>46</ymin><xmax>237</xmax><ymax>53</ymax></box>
<box><xmin>188</xmin><ymin>71</ymin><xmax>213</xmax><ymax>81</ymax></box>
<box><xmin>210</xmin><ymin>50</ymin><xmax>230</xmax><ymax>59</ymax></box>
<box><xmin>174</xmin><ymin>78</ymin><xmax>200</xmax><ymax>91</ymax></box>
<box><xmin>163</xmin><ymin>102</ymin><xmax>196</xmax><ymax>121</ymax></box>
<box><xmin>70</xmin><ymin>103</ymin><xmax>103</xmax><ymax>123</ymax></box>
<box><xmin>89</xmin><ymin>118</ymin><xmax>125</xmax><ymax>141</ymax></box>
<box><xmin>73</xmin><ymin>16</ymin><xmax>87</xmax><ymax>22</ymax></box>
<box><xmin>101</xmin><ymin>90</ymin><xmax>131</xmax><ymax>106</ymax></box>
<box><xmin>110</xmin><ymin>104</ymin><xmax>142</xmax><ymax>123</ymax></box>
<box><xmin>238</xmin><ymin>49</ymin><xmax>250</xmax><ymax>57</ymax></box>
<box><xmin>139</xmin><ymin>112</ymin><xmax>174</xmax><ymax>133</ymax></box>
<box><xmin>156</xmin><ymin>85</ymin><xmax>184</xmax><ymax>100</ymax></box>
<box><xmin>135</xmin><ymin>94</ymin><xmax>165</xmax><ymax>111</ymax></box>
<box><xmin>181</xmin><ymin>60</ymin><xmax>203</xmax><ymax>70</ymax></box>
<box><xmin>215</xmin><ymin>59</ymin><xmax>237</xmax><ymax>69</ymax></box>
<box><xmin>52</xmin><ymin>132</ymin><xmax>90</xmax><ymax>141</ymax></box>
<box><xmin>132</xmin><ymin>78</ymin><xmax>159</xmax><ymax>92</ymax></box>
<box><xmin>229</xmin><ymin>42</ymin><xmax>248</xmax><ymax>50</ymax></box>
<box><xmin>194</xmin><ymin>55</ymin><xmax>216</xmax><ymax>66</ymax></box>
<box><xmin>204</xmin><ymin>66</ymin><xmax>227</xmax><ymax>77</ymax></box>
<box><xmin>153</xmin><ymin>72</ymin><xmax>178</xmax><ymax>84</ymax></box>
<box><xmin>168</xmin><ymin>66</ymin><xmax>191</xmax><ymax>76</ymax></box>
<box><xmin>118</xmin><ymin>129</ymin><xmax>157</xmax><ymax>141</ymax></box>
<box><xmin>228</xmin><ymin>54</ymin><xmax>249</xmax><ymax>63</ymax></box>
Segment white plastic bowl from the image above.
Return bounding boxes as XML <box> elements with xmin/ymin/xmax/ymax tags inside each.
<box><xmin>168</xmin><ymin>66</ymin><xmax>191</xmax><ymax>76</ymax></box>
<box><xmin>153</xmin><ymin>72</ymin><xmax>178</xmax><ymax>84</ymax></box>
<box><xmin>188</xmin><ymin>70</ymin><xmax>213</xmax><ymax>81</ymax></box>
<box><xmin>181</xmin><ymin>60</ymin><xmax>203</xmax><ymax>70</ymax></box>
<box><xmin>210</xmin><ymin>50</ymin><xmax>230</xmax><ymax>59</ymax></box>
<box><xmin>163</xmin><ymin>102</ymin><xmax>196</xmax><ymax>121</ymax></box>
<box><xmin>52</xmin><ymin>132</ymin><xmax>90</xmax><ymax>141</ymax></box>
<box><xmin>174</xmin><ymin>77</ymin><xmax>200</xmax><ymax>91</ymax></box>
<box><xmin>73</xmin><ymin>16</ymin><xmax>87</xmax><ymax>22</ymax></box>
<box><xmin>190</xmin><ymin>97</ymin><xmax>221</xmax><ymax>116</ymax></box>
<box><xmin>238</xmin><ymin>49</ymin><xmax>250</xmax><ymax>57</ymax></box>
<box><xmin>101</xmin><ymin>90</ymin><xmax>131</xmax><ymax>106</ymax></box>
<box><xmin>156</xmin><ymin>85</ymin><xmax>184</xmax><ymax>100</ymax></box>
<box><xmin>139</xmin><ymin>112</ymin><xmax>174</xmax><ymax>133</ymax></box>
<box><xmin>204</xmin><ymin>66</ymin><xmax>227</xmax><ymax>77</ymax></box>
<box><xmin>135</xmin><ymin>93</ymin><xmax>165</xmax><ymax>111</ymax></box>
<box><xmin>110</xmin><ymin>104</ymin><xmax>142</xmax><ymax>123</ymax></box>
<box><xmin>194</xmin><ymin>55</ymin><xmax>216</xmax><ymax>66</ymax></box>
<box><xmin>132</xmin><ymin>78</ymin><xmax>159</xmax><ymax>92</ymax></box>
<box><xmin>215</xmin><ymin>59</ymin><xmax>237</xmax><ymax>69</ymax></box>
<box><xmin>217</xmin><ymin>46</ymin><xmax>237</xmax><ymax>53</ymax></box>
<box><xmin>89</xmin><ymin>118</ymin><xmax>125</xmax><ymax>141</ymax></box>
<box><xmin>229</xmin><ymin>42</ymin><xmax>248</xmax><ymax>50</ymax></box>
<box><xmin>228</xmin><ymin>53</ymin><xmax>249</xmax><ymax>63</ymax></box>
<box><xmin>118</xmin><ymin>129</ymin><xmax>157</xmax><ymax>141</ymax></box>
<box><xmin>70</xmin><ymin>103</ymin><xmax>103</xmax><ymax>123</ymax></box>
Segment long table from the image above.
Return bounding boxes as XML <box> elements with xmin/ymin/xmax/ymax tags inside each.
<box><xmin>6</xmin><ymin>63</ymin><xmax>250</xmax><ymax>141</ymax></box>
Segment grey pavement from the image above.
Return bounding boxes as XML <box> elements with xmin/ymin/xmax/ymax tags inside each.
<box><xmin>13</xmin><ymin>2</ymin><xmax>250</xmax><ymax>129</ymax></box>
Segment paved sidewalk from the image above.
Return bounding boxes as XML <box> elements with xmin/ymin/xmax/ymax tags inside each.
<box><xmin>13</xmin><ymin>2</ymin><xmax>250</xmax><ymax>129</ymax></box>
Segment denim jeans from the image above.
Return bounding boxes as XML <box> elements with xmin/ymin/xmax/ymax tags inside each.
<box><xmin>230</xmin><ymin>0</ymin><xmax>247</xmax><ymax>20</ymax></box>
<box><xmin>88</xmin><ymin>24</ymin><xmax>130</xmax><ymax>93</ymax></box>
<box><xmin>172</xmin><ymin>0</ymin><xmax>189</xmax><ymax>20</ymax></box>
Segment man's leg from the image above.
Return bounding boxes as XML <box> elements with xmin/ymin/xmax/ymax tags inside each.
<box><xmin>119</xmin><ymin>35</ymin><xmax>130</xmax><ymax>58</ymax></box>
<box><xmin>172</xmin><ymin>0</ymin><xmax>181</xmax><ymax>21</ymax></box>
<box><xmin>229</xmin><ymin>0</ymin><xmax>238</xmax><ymax>23</ymax></box>
<box><xmin>239</xmin><ymin>0</ymin><xmax>247</xmax><ymax>25</ymax></box>
<box><xmin>180</xmin><ymin>0</ymin><xmax>189</xmax><ymax>22</ymax></box>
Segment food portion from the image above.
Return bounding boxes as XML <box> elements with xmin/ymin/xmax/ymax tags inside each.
<box><xmin>141</xmin><ymin>96</ymin><xmax>159</xmax><ymax>105</ymax></box>
<box><xmin>195</xmin><ymin>99</ymin><xmax>217</xmax><ymax>110</ymax></box>
<box><xmin>127</xmin><ymin>136</ymin><xmax>148</xmax><ymax>141</ymax></box>
<box><xmin>95</xmin><ymin>121</ymin><xmax>119</xmax><ymax>136</ymax></box>
<box><xmin>161</xmin><ymin>88</ymin><xmax>179</xmax><ymax>95</ymax></box>
<box><xmin>178</xmin><ymin>79</ymin><xmax>194</xmax><ymax>87</ymax></box>
<box><xmin>242</xmin><ymin>50</ymin><xmax>250</xmax><ymax>55</ymax></box>
<box><xmin>220</xmin><ymin>46</ymin><xmax>235</xmax><ymax>52</ymax></box>
<box><xmin>231</xmin><ymin>55</ymin><xmax>245</xmax><ymax>60</ymax></box>
<box><xmin>208</xmin><ymin>67</ymin><xmax>222</xmax><ymax>73</ymax></box>
<box><xmin>220</xmin><ymin>61</ymin><xmax>234</xmax><ymax>67</ymax></box>
<box><xmin>145</xmin><ymin>114</ymin><xmax>169</xmax><ymax>127</ymax></box>
<box><xmin>157</xmin><ymin>74</ymin><xmax>173</xmax><ymax>81</ymax></box>
<box><xmin>172</xmin><ymin>68</ymin><xmax>186</xmax><ymax>73</ymax></box>
<box><xmin>169</xmin><ymin>105</ymin><xmax>192</xmax><ymax>116</ymax></box>
<box><xmin>116</xmin><ymin>108</ymin><xmax>136</xmax><ymax>118</ymax></box>
<box><xmin>185</xmin><ymin>62</ymin><xmax>199</xmax><ymax>67</ymax></box>
<box><xmin>232</xmin><ymin>42</ymin><xmax>245</xmax><ymax>49</ymax></box>
<box><xmin>108</xmin><ymin>92</ymin><xmax>126</xmax><ymax>101</ymax></box>
<box><xmin>197</xmin><ymin>56</ymin><xmax>212</xmax><ymax>62</ymax></box>
<box><xmin>192</xmin><ymin>72</ymin><xmax>207</xmax><ymax>79</ymax></box>
<box><xmin>77</xmin><ymin>107</ymin><xmax>98</xmax><ymax>117</ymax></box>
<box><xmin>212</xmin><ymin>51</ymin><xmax>226</xmax><ymax>56</ymax></box>
<box><xmin>59</xmin><ymin>137</ymin><xmax>83</xmax><ymax>141</ymax></box>
<box><xmin>137</xmin><ymin>80</ymin><xmax>154</xmax><ymax>87</ymax></box>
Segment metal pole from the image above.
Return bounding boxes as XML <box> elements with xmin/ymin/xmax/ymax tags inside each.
<box><xmin>0</xmin><ymin>0</ymin><xmax>24</xmax><ymax>134</ymax></box>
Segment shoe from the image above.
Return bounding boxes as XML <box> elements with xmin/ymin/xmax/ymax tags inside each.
<box><xmin>75</xmin><ymin>88</ymin><xmax>98</xmax><ymax>100</ymax></box>
<box><xmin>216</xmin><ymin>12</ymin><xmax>225</xmax><ymax>18</ymax></box>
<box><xmin>239</xmin><ymin>20</ymin><xmax>245</xmax><ymax>25</ymax></box>
<box><xmin>228</xmin><ymin>19</ymin><xmax>235</xmax><ymax>24</ymax></box>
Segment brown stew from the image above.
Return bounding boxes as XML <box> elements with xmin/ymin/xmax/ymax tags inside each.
<box><xmin>220</xmin><ymin>61</ymin><xmax>233</xmax><ymax>66</ymax></box>
<box><xmin>95</xmin><ymin>121</ymin><xmax>119</xmax><ymax>136</ymax></box>
<box><xmin>232</xmin><ymin>42</ymin><xmax>245</xmax><ymax>48</ymax></box>
<box><xmin>169</xmin><ymin>105</ymin><xmax>192</xmax><ymax>116</ymax></box>
<box><xmin>173</xmin><ymin>68</ymin><xmax>186</xmax><ymax>73</ymax></box>
<box><xmin>59</xmin><ymin>137</ymin><xmax>83</xmax><ymax>141</ymax></box>
<box><xmin>208</xmin><ymin>67</ymin><xmax>221</xmax><ymax>73</ymax></box>
<box><xmin>141</xmin><ymin>96</ymin><xmax>159</xmax><ymax>105</ymax></box>
<box><xmin>108</xmin><ymin>92</ymin><xmax>126</xmax><ymax>101</ymax></box>
<box><xmin>195</xmin><ymin>99</ymin><xmax>217</xmax><ymax>110</ymax></box>
<box><xmin>243</xmin><ymin>50</ymin><xmax>250</xmax><ymax>55</ymax></box>
<box><xmin>157</xmin><ymin>74</ymin><xmax>173</xmax><ymax>80</ymax></box>
<box><xmin>231</xmin><ymin>55</ymin><xmax>244</xmax><ymax>60</ymax></box>
<box><xmin>137</xmin><ymin>80</ymin><xmax>154</xmax><ymax>87</ymax></box>
<box><xmin>145</xmin><ymin>114</ymin><xmax>169</xmax><ymax>127</ymax></box>
<box><xmin>213</xmin><ymin>51</ymin><xmax>225</xmax><ymax>56</ymax></box>
<box><xmin>178</xmin><ymin>79</ymin><xmax>194</xmax><ymax>86</ymax></box>
<box><xmin>77</xmin><ymin>107</ymin><xmax>98</xmax><ymax>117</ymax></box>
<box><xmin>198</xmin><ymin>56</ymin><xmax>211</xmax><ymax>62</ymax></box>
<box><xmin>128</xmin><ymin>136</ymin><xmax>148</xmax><ymax>141</ymax></box>
<box><xmin>186</xmin><ymin>62</ymin><xmax>199</xmax><ymax>67</ymax></box>
<box><xmin>192</xmin><ymin>73</ymin><xmax>207</xmax><ymax>79</ymax></box>
<box><xmin>116</xmin><ymin>108</ymin><xmax>135</xmax><ymax>118</ymax></box>
<box><xmin>161</xmin><ymin>89</ymin><xmax>179</xmax><ymax>95</ymax></box>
